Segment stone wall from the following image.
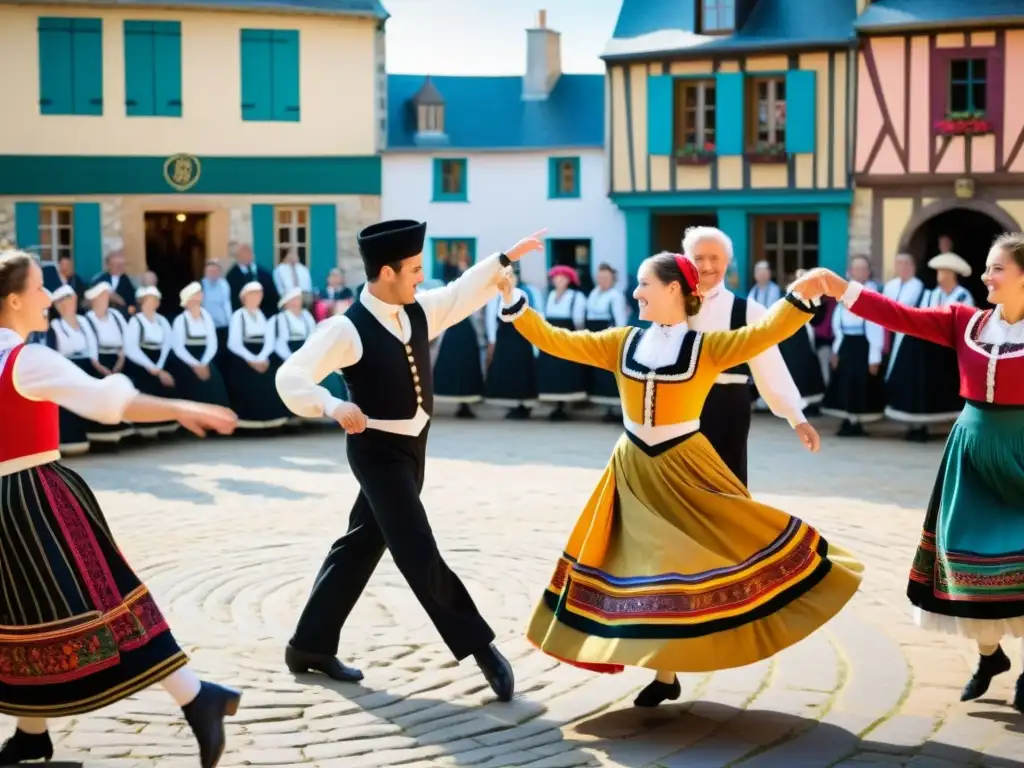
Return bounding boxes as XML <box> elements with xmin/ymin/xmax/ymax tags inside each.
<box><xmin>0</xmin><ymin>200</ymin><xmax>14</xmax><ymax>248</ymax></box>
<box><xmin>849</xmin><ymin>187</ymin><xmax>873</xmax><ymax>262</ymax></box>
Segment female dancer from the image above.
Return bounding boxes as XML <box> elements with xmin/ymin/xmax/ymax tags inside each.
<box><xmin>777</xmin><ymin>269</ymin><xmax>826</xmax><ymax>412</ymax></box>
<box><xmin>434</xmin><ymin>259</ymin><xmax>485</xmax><ymax>419</ymax></box>
<box><xmin>497</xmin><ymin>253</ymin><xmax>863</xmax><ymax>705</ymax></box>
<box><xmin>170</xmin><ymin>282</ymin><xmax>231</xmax><ymax>408</ymax></box>
<box><xmin>124</xmin><ymin>286</ymin><xmax>178</xmax><ymax>437</ymax></box>
<box><xmin>585</xmin><ymin>263</ymin><xmax>629</xmax><ymax>422</ymax></box>
<box><xmin>226</xmin><ymin>282</ymin><xmax>289</xmax><ymax>431</ymax></box>
<box><xmin>815</xmin><ymin>233</ymin><xmax>1024</xmax><ymax>712</ymax></box>
<box><xmin>274</xmin><ymin>287</ymin><xmax>346</xmax><ymax>417</ymax></box>
<box><xmin>484</xmin><ymin>265</ymin><xmax>540</xmax><ymax>419</ymax></box>
<box><xmin>82</xmin><ymin>281</ymin><xmax>133</xmax><ymax>444</ymax></box>
<box><xmin>0</xmin><ymin>250</ymin><xmax>241</xmax><ymax>767</ymax></box>
<box><xmin>536</xmin><ymin>265</ymin><xmax>587</xmax><ymax>420</ymax></box>
<box><xmin>49</xmin><ymin>285</ymin><xmax>96</xmax><ymax>454</ymax></box>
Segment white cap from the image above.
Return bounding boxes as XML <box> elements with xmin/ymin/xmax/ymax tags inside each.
<box><xmin>136</xmin><ymin>285</ymin><xmax>162</xmax><ymax>302</ymax></box>
<box><xmin>239</xmin><ymin>280</ymin><xmax>263</xmax><ymax>299</ymax></box>
<box><xmin>84</xmin><ymin>281</ymin><xmax>111</xmax><ymax>301</ymax></box>
<box><xmin>51</xmin><ymin>284</ymin><xmax>76</xmax><ymax>303</ymax></box>
<box><xmin>277</xmin><ymin>286</ymin><xmax>302</xmax><ymax>309</ymax></box>
<box><xmin>179</xmin><ymin>281</ymin><xmax>203</xmax><ymax>308</ymax></box>
<box><xmin>927</xmin><ymin>252</ymin><xmax>971</xmax><ymax>278</ymax></box>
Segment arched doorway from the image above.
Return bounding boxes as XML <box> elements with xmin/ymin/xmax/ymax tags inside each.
<box><xmin>900</xmin><ymin>201</ymin><xmax>1018</xmax><ymax>306</ymax></box>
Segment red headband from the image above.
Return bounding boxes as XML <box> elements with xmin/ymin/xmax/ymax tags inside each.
<box><xmin>673</xmin><ymin>253</ymin><xmax>702</xmax><ymax>299</ymax></box>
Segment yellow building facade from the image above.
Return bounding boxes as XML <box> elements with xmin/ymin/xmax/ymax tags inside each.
<box><xmin>0</xmin><ymin>0</ymin><xmax>386</xmax><ymax>292</ymax></box>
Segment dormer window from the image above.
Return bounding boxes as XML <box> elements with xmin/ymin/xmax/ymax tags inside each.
<box><xmin>700</xmin><ymin>0</ymin><xmax>735</xmax><ymax>34</ymax></box>
<box><xmin>412</xmin><ymin>75</ymin><xmax>446</xmax><ymax>136</ymax></box>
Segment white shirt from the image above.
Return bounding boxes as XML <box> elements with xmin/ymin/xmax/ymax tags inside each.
<box><xmin>86</xmin><ymin>309</ymin><xmax>127</xmax><ymax>353</ymax></box>
<box><xmin>172</xmin><ymin>309</ymin><xmax>218</xmax><ymax>367</ymax></box>
<box><xmin>689</xmin><ymin>281</ymin><xmax>806</xmax><ymax>427</ymax></box>
<box><xmin>831</xmin><ymin>300</ymin><xmax>885</xmax><ymax>365</ymax></box>
<box><xmin>545</xmin><ymin>288</ymin><xmax>586</xmax><ymax>327</ymax></box>
<box><xmin>227</xmin><ymin>308</ymin><xmax>275</xmax><ymax>363</ymax></box>
<box><xmin>51</xmin><ymin>317</ymin><xmax>98</xmax><ymax>360</ymax></box>
<box><xmin>276</xmin><ymin>253</ymin><xmax>504</xmax><ymax>433</ymax></box>
<box><xmin>926</xmin><ymin>284</ymin><xmax>975</xmax><ymax>309</ymax></box>
<box><xmin>125</xmin><ymin>313</ymin><xmax>173</xmax><ymax>370</ymax></box>
<box><xmin>586</xmin><ymin>288</ymin><xmax>630</xmax><ymax>327</ymax></box>
<box><xmin>747</xmin><ymin>281</ymin><xmax>782</xmax><ymax>308</ymax></box>
<box><xmin>0</xmin><ymin>328</ymin><xmax>138</xmax><ymax>427</ymax></box>
<box><xmin>274</xmin><ymin>309</ymin><xmax>316</xmax><ymax>361</ymax></box>
<box><xmin>882</xmin><ymin>277</ymin><xmax>925</xmax><ymax>380</ymax></box>
<box><xmin>273</xmin><ymin>261</ymin><xmax>313</xmax><ymax>295</ymax></box>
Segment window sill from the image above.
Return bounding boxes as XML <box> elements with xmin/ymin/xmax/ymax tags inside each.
<box><xmin>675</xmin><ymin>154</ymin><xmax>716</xmax><ymax>166</ymax></box>
<box><xmin>432</xmin><ymin>195</ymin><xmax>469</xmax><ymax>203</ymax></box>
<box><xmin>549</xmin><ymin>192</ymin><xmax>582</xmax><ymax>200</ymax></box>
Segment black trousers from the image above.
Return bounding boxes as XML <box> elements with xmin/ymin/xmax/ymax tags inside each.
<box><xmin>699</xmin><ymin>383</ymin><xmax>753</xmax><ymax>487</ymax></box>
<box><xmin>290</xmin><ymin>426</ymin><xmax>495</xmax><ymax>660</ymax></box>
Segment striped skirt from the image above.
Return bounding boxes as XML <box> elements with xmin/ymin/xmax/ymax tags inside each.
<box><xmin>0</xmin><ymin>462</ymin><xmax>186</xmax><ymax>718</ymax></box>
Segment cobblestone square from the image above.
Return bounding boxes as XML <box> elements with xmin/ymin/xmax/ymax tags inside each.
<box><xmin>7</xmin><ymin>412</ymin><xmax>1024</xmax><ymax>767</ymax></box>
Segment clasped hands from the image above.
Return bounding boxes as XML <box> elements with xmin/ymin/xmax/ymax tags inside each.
<box><xmin>788</xmin><ymin>268</ymin><xmax>850</xmax><ymax>302</ymax></box>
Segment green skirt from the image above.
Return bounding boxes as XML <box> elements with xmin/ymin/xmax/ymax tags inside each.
<box><xmin>908</xmin><ymin>401</ymin><xmax>1024</xmax><ymax>644</ymax></box>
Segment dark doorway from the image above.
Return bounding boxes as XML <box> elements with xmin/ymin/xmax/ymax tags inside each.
<box><xmin>144</xmin><ymin>212</ymin><xmax>207</xmax><ymax>316</ymax></box>
<box><xmin>548</xmin><ymin>238</ymin><xmax>594</xmax><ymax>294</ymax></box>
<box><xmin>905</xmin><ymin>208</ymin><xmax>1005</xmax><ymax>306</ymax></box>
<box><xmin>653</xmin><ymin>213</ymin><xmax>718</xmax><ymax>254</ymax></box>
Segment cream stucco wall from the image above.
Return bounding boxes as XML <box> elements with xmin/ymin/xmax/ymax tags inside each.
<box><xmin>0</xmin><ymin>4</ymin><xmax>379</xmax><ymax>156</ymax></box>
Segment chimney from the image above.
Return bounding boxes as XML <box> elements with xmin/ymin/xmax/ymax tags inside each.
<box><xmin>523</xmin><ymin>9</ymin><xmax>561</xmax><ymax>101</ymax></box>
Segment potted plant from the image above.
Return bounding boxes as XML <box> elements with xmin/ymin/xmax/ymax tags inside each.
<box><xmin>746</xmin><ymin>142</ymin><xmax>787</xmax><ymax>163</ymax></box>
<box><xmin>675</xmin><ymin>142</ymin><xmax>716</xmax><ymax>165</ymax></box>
<box><xmin>935</xmin><ymin>111</ymin><xmax>993</xmax><ymax>136</ymax></box>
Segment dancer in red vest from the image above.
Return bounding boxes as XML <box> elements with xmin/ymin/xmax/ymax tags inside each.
<box><xmin>0</xmin><ymin>250</ymin><xmax>241</xmax><ymax>767</ymax></box>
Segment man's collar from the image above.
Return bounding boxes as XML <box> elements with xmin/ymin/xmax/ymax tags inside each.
<box><xmin>703</xmin><ymin>280</ymin><xmax>729</xmax><ymax>299</ymax></box>
<box><xmin>360</xmin><ymin>284</ymin><xmax>403</xmax><ymax>320</ymax></box>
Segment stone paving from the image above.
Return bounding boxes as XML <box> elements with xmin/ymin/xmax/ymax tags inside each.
<box><xmin>6</xmin><ymin>409</ymin><xmax>1024</xmax><ymax>768</ymax></box>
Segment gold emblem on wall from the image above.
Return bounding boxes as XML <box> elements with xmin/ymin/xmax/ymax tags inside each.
<box><xmin>954</xmin><ymin>178</ymin><xmax>975</xmax><ymax>199</ymax></box>
<box><xmin>163</xmin><ymin>153</ymin><xmax>202</xmax><ymax>192</ymax></box>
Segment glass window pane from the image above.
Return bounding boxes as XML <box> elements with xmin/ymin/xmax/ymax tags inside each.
<box><xmin>296</xmin><ymin>208</ymin><xmax>307</xmax><ymax>225</ymax></box>
<box><xmin>972</xmin><ymin>83</ymin><xmax>987</xmax><ymax>111</ymax></box>
<box><xmin>58</xmin><ymin>227</ymin><xmax>72</xmax><ymax>247</ymax></box>
<box><xmin>704</xmin><ymin>85</ymin><xmax>716</xmax><ymax>106</ymax></box>
<box><xmin>685</xmin><ymin>86</ymin><xmax>697</xmax><ymax>107</ymax></box>
<box><xmin>950</xmin><ymin>59</ymin><xmax>968</xmax><ymax>81</ymax></box>
<box><xmin>776</xmin><ymin>78</ymin><xmax>785</xmax><ymax>100</ymax></box>
<box><xmin>803</xmin><ymin>217</ymin><xmax>819</xmax><ymax>245</ymax></box>
<box><xmin>782</xmin><ymin>220</ymin><xmax>799</xmax><ymax>244</ymax></box>
<box><xmin>782</xmin><ymin>249</ymin><xmax>800</xmax><ymax>277</ymax></box>
<box><xmin>297</xmin><ymin>245</ymin><xmax>307</xmax><ymax>264</ymax></box>
<box><xmin>972</xmin><ymin>58</ymin><xmax>986</xmax><ymax>79</ymax></box>
<box><xmin>57</xmin><ymin>209</ymin><xmax>72</xmax><ymax>226</ymax></box>
<box><xmin>39</xmin><ymin>227</ymin><xmax>53</xmax><ymax>246</ymax></box>
<box><xmin>278</xmin><ymin>227</ymin><xmax>291</xmax><ymax>245</ymax></box>
<box><xmin>278</xmin><ymin>208</ymin><xmax>292</xmax><ymax>225</ymax></box>
<box><xmin>764</xmin><ymin>220</ymin><xmax>777</xmax><ymax>243</ymax></box>
<box><xmin>296</xmin><ymin>226</ymin><xmax>307</xmax><ymax>244</ymax></box>
<box><xmin>950</xmin><ymin>83</ymin><xmax>969</xmax><ymax>112</ymax></box>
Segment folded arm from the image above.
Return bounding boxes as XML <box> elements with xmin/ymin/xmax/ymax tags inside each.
<box><xmin>841</xmin><ymin>281</ymin><xmax>960</xmax><ymax>349</ymax></box>
<box><xmin>704</xmin><ymin>294</ymin><xmax>818</xmax><ymax>373</ymax></box>
<box><xmin>416</xmin><ymin>255</ymin><xmax>504</xmax><ymax>339</ymax></box>
<box><xmin>275</xmin><ymin>315</ymin><xmax>358</xmax><ymax>418</ymax></box>
<box><xmin>500</xmin><ymin>289</ymin><xmax>628</xmax><ymax>370</ymax></box>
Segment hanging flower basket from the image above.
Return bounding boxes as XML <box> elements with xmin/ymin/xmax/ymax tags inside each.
<box><xmin>935</xmin><ymin>112</ymin><xmax>993</xmax><ymax>136</ymax></box>
<box><xmin>675</xmin><ymin>143</ymin><xmax>716</xmax><ymax>166</ymax></box>
<box><xmin>745</xmin><ymin>143</ymin><xmax>788</xmax><ymax>163</ymax></box>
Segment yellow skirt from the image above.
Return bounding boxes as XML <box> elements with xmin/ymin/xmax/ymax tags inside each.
<box><xmin>526</xmin><ymin>432</ymin><xmax>864</xmax><ymax>674</ymax></box>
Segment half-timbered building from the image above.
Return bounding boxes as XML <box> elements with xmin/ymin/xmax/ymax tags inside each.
<box><xmin>853</xmin><ymin>0</ymin><xmax>1024</xmax><ymax>301</ymax></box>
<box><xmin>604</xmin><ymin>0</ymin><xmax>858</xmax><ymax>292</ymax></box>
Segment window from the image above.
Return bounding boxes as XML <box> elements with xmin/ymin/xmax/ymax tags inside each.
<box><xmin>432</xmin><ymin>158</ymin><xmax>468</xmax><ymax>202</ymax></box>
<box><xmin>37</xmin><ymin>17</ymin><xmax>103</xmax><ymax>115</ymax></box>
<box><xmin>549</xmin><ymin>157</ymin><xmax>580</xmax><ymax>198</ymax></box>
<box><xmin>433</xmin><ymin>238</ymin><xmax>475</xmax><ymax>282</ymax></box>
<box><xmin>124</xmin><ymin>21</ymin><xmax>182</xmax><ymax>117</ymax></box>
<box><xmin>275</xmin><ymin>206</ymin><xmax>308</xmax><ymax>264</ymax></box>
<box><xmin>240</xmin><ymin>29</ymin><xmax>301</xmax><ymax>122</ymax></box>
<box><xmin>37</xmin><ymin>207</ymin><xmax>74</xmax><ymax>264</ymax></box>
<box><xmin>755</xmin><ymin>216</ymin><xmax>818</xmax><ymax>283</ymax></box>
<box><xmin>748</xmin><ymin>77</ymin><xmax>786</xmax><ymax>146</ymax></box>
<box><xmin>949</xmin><ymin>58</ymin><xmax>987</xmax><ymax>114</ymax></box>
<box><xmin>700</xmin><ymin>0</ymin><xmax>735</xmax><ymax>34</ymax></box>
<box><xmin>673</xmin><ymin>80</ymin><xmax>716</xmax><ymax>153</ymax></box>
<box><xmin>417</xmin><ymin>105</ymin><xmax>445</xmax><ymax>133</ymax></box>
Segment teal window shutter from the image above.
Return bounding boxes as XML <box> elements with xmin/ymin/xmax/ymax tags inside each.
<box><xmin>785</xmin><ymin>70</ymin><xmax>817</xmax><ymax>154</ymax></box>
<box><xmin>124</xmin><ymin>21</ymin><xmax>155</xmax><ymax>116</ymax></box>
<box><xmin>154</xmin><ymin>21</ymin><xmax>183</xmax><ymax>117</ymax></box>
<box><xmin>647</xmin><ymin>75</ymin><xmax>673</xmax><ymax>156</ymax></box>
<box><xmin>251</xmin><ymin>204</ymin><xmax>275</xmax><ymax>271</ymax></box>
<box><xmin>72</xmin><ymin>203</ymin><xmax>103</xmax><ymax>281</ymax></box>
<box><xmin>717</xmin><ymin>209</ymin><xmax>749</xmax><ymax>292</ymax></box>
<box><xmin>71</xmin><ymin>19</ymin><xmax>103</xmax><ymax>116</ymax></box>
<box><xmin>38</xmin><ymin>18</ymin><xmax>74</xmax><ymax>114</ymax></box>
<box><xmin>272</xmin><ymin>30</ymin><xmax>300</xmax><ymax>122</ymax></box>
<box><xmin>240</xmin><ymin>30</ymin><xmax>272</xmax><ymax>121</ymax></box>
<box><xmin>14</xmin><ymin>203</ymin><xmax>41</xmax><ymax>251</ymax></box>
<box><xmin>548</xmin><ymin>157</ymin><xmax>581</xmax><ymax>198</ymax></box>
<box><xmin>715</xmin><ymin>73</ymin><xmax>744</xmax><ymax>155</ymax></box>
<box><xmin>309</xmin><ymin>204</ymin><xmax>337</xmax><ymax>291</ymax></box>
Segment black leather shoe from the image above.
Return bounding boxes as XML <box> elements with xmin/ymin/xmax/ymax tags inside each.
<box><xmin>182</xmin><ymin>681</ymin><xmax>241</xmax><ymax>768</ymax></box>
<box><xmin>961</xmin><ymin>645</ymin><xmax>1012</xmax><ymax>701</ymax></box>
<box><xmin>634</xmin><ymin>676</ymin><xmax>681</xmax><ymax>707</ymax></box>
<box><xmin>474</xmin><ymin>644</ymin><xmax>514</xmax><ymax>702</ymax></box>
<box><xmin>285</xmin><ymin>643</ymin><xmax>364</xmax><ymax>682</ymax></box>
<box><xmin>1012</xmin><ymin>672</ymin><xmax>1024</xmax><ymax>713</ymax></box>
<box><xmin>0</xmin><ymin>729</ymin><xmax>53</xmax><ymax>764</ymax></box>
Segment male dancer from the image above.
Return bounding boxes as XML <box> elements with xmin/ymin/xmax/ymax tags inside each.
<box><xmin>683</xmin><ymin>226</ymin><xmax>820</xmax><ymax>486</ymax></box>
<box><xmin>275</xmin><ymin>220</ymin><xmax>545</xmax><ymax>701</ymax></box>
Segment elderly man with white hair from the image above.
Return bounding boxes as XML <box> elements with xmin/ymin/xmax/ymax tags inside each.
<box><xmin>682</xmin><ymin>227</ymin><xmax>819</xmax><ymax>487</ymax></box>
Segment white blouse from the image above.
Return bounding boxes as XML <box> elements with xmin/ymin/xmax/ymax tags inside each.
<box><xmin>50</xmin><ymin>317</ymin><xmax>98</xmax><ymax>360</ymax></box>
<box><xmin>274</xmin><ymin>310</ymin><xmax>315</xmax><ymax>361</ymax></box>
<box><xmin>0</xmin><ymin>328</ymin><xmax>138</xmax><ymax>424</ymax></box>
<box><xmin>545</xmin><ymin>288</ymin><xmax>586</xmax><ymax>327</ymax></box>
<box><xmin>172</xmin><ymin>309</ymin><xmax>218</xmax><ymax>367</ymax></box>
<box><xmin>86</xmin><ymin>309</ymin><xmax>127</xmax><ymax>353</ymax></box>
<box><xmin>633</xmin><ymin>321</ymin><xmax>689</xmax><ymax>370</ymax></box>
<box><xmin>125</xmin><ymin>313</ymin><xmax>173</xmax><ymax>370</ymax></box>
<box><xmin>586</xmin><ymin>288</ymin><xmax>630</xmax><ymax>327</ymax></box>
<box><xmin>228</xmin><ymin>308</ymin><xmax>274</xmax><ymax>362</ymax></box>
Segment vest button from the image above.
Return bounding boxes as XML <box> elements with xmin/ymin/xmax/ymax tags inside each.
<box><xmin>410</xmin><ymin>364</ymin><xmax>418</xmax><ymax>374</ymax></box>
<box><xmin>415</xmin><ymin>385</ymin><xmax>422</xmax><ymax>393</ymax></box>
<box><xmin>404</xmin><ymin>344</ymin><xmax>412</xmax><ymax>353</ymax></box>
<box><xmin>417</xmin><ymin>396</ymin><xmax>423</xmax><ymax>405</ymax></box>
<box><xmin>413</xmin><ymin>374</ymin><xmax>420</xmax><ymax>383</ymax></box>
<box><xmin>407</xmin><ymin>355</ymin><xmax>415</xmax><ymax>363</ymax></box>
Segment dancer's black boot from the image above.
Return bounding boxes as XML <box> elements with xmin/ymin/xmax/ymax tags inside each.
<box><xmin>634</xmin><ymin>676</ymin><xmax>681</xmax><ymax>707</ymax></box>
<box><xmin>0</xmin><ymin>729</ymin><xmax>53</xmax><ymax>764</ymax></box>
<box><xmin>961</xmin><ymin>645</ymin><xmax>1011</xmax><ymax>701</ymax></box>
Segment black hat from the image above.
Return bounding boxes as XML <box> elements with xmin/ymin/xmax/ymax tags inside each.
<box><xmin>357</xmin><ymin>219</ymin><xmax>427</xmax><ymax>273</ymax></box>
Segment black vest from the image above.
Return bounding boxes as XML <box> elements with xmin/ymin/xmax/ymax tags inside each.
<box><xmin>723</xmin><ymin>296</ymin><xmax>752</xmax><ymax>379</ymax></box>
<box><xmin>341</xmin><ymin>299</ymin><xmax>434</xmax><ymax>419</ymax></box>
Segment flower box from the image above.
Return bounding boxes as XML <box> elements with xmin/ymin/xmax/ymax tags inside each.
<box><xmin>935</xmin><ymin>112</ymin><xmax>993</xmax><ymax>136</ymax></box>
<box><xmin>675</xmin><ymin>144</ymin><xmax>716</xmax><ymax>165</ymax></box>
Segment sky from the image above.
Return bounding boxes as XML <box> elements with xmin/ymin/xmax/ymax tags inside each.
<box><xmin>381</xmin><ymin>0</ymin><xmax>622</xmax><ymax>75</ymax></box>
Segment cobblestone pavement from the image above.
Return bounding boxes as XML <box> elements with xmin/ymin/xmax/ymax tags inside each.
<box><xmin>7</xmin><ymin>410</ymin><xmax>1024</xmax><ymax>768</ymax></box>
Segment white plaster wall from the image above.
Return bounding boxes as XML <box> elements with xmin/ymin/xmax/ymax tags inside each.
<box><xmin>381</xmin><ymin>150</ymin><xmax>626</xmax><ymax>290</ymax></box>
